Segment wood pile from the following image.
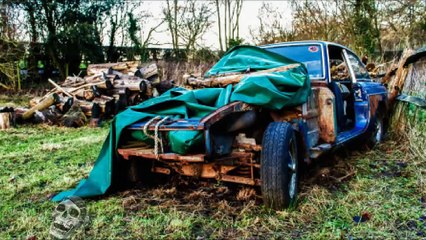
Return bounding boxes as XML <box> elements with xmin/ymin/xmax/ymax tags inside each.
<box><xmin>19</xmin><ymin>61</ymin><xmax>166</xmax><ymax>127</ymax></box>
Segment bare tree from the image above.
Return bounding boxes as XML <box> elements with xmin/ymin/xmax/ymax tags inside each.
<box><xmin>378</xmin><ymin>0</ymin><xmax>426</xmax><ymax>50</ymax></box>
<box><xmin>215</xmin><ymin>0</ymin><xmax>243</xmax><ymax>50</ymax></box>
<box><xmin>250</xmin><ymin>2</ymin><xmax>295</xmax><ymax>45</ymax></box>
<box><xmin>163</xmin><ymin>0</ymin><xmax>213</xmax><ymax>58</ymax></box>
<box><xmin>164</xmin><ymin>0</ymin><xmax>180</xmax><ymax>51</ymax></box>
<box><xmin>0</xmin><ymin>1</ymin><xmax>25</xmax><ymax>89</ymax></box>
<box><xmin>127</xmin><ymin>9</ymin><xmax>164</xmax><ymax>61</ymax></box>
<box><xmin>215</xmin><ymin>0</ymin><xmax>224</xmax><ymax>52</ymax></box>
<box><xmin>101</xmin><ymin>1</ymin><xmax>127</xmax><ymax>62</ymax></box>
<box><xmin>179</xmin><ymin>0</ymin><xmax>213</xmax><ymax>51</ymax></box>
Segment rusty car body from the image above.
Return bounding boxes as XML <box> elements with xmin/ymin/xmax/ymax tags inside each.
<box><xmin>117</xmin><ymin>41</ymin><xmax>389</xmax><ymax>209</ymax></box>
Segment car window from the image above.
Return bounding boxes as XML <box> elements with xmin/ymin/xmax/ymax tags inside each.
<box><xmin>265</xmin><ymin>44</ymin><xmax>324</xmax><ymax>79</ymax></box>
<box><xmin>346</xmin><ymin>52</ymin><xmax>371</xmax><ymax>81</ymax></box>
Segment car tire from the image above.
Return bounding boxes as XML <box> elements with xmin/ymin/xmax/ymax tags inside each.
<box><xmin>261</xmin><ymin>122</ymin><xmax>298</xmax><ymax>210</ymax></box>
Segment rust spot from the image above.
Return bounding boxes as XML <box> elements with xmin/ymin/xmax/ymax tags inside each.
<box><xmin>269</xmin><ymin>108</ymin><xmax>301</xmax><ymax>122</ymax></box>
<box><xmin>317</xmin><ymin>87</ymin><xmax>336</xmax><ymax>143</ymax></box>
<box><xmin>118</xmin><ymin>147</ymin><xmax>261</xmax><ymax>186</ymax></box>
<box><xmin>369</xmin><ymin>95</ymin><xmax>382</xmax><ymax>116</ymax></box>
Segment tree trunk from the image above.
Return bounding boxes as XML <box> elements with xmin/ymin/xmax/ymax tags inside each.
<box><xmin>215</xmin><ymin>0</ymin><xmax>223</xmax><ymax>52</ymax></box>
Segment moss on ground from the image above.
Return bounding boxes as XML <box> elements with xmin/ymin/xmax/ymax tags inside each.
<box><xmin>1</xmin><ymin>124</ymin><xmax>425</xmax><ymax>239</ymax></box>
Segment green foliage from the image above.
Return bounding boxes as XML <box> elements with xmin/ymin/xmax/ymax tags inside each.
<box><xmin>0</xmin><ymin>39</ymin><xmax>23</xmax><ymax>90</ymax></box>
<box><xmin>127</xmin><ymin>12</ymin><xmax>149</xmax><ymax>62</ymax></box>
<box><xmin>351</xmin><ymin>0</ymin><xmax>380</xmax><ymax>55</ymax></box>
<box><xmin>227</xmin><ymin>37</ymin><xmax>244</xmax><ymax>49</ymax></box>
<box><xmin>9</xmin><ymin>0</ymin><xmax>121</xmax><ymax>78</ymax></box>
<box><xmin>256</xmin><ymin>0</ymin><xmax>426</xmax><ymax>58</ymax></box>
<box><xmin>192</xmin><ymin>48</ymin><xmax>219</xmax><ymax>63</ymax></box>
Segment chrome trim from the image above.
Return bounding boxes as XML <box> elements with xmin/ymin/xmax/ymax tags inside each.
<box><xmin>342</xmin><ymin>49</ymin><xmax>357</xmax><ymax>84</ymax></box>
<box><xmin>325</xmin><ymin>42</ymin><xmax>331</xmax><ymax>84</ymax></box>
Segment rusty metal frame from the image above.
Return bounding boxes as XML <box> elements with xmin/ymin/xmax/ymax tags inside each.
<box><xmin>199</xmin><ymin>101</ymin><xmax>253</xmax><ymax>128</ymax></box>
<box><xmin>118</xmin><ymin>147</ymin><xmax>261</xmax><ymax>186</ymax></box>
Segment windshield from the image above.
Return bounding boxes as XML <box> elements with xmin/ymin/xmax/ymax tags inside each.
<box><xmin>264</xmin><ymin>44</ymin><xmax>324</xmax><ymax>79</ymax></box>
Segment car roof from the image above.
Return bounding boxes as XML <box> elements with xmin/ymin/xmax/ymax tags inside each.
<box><xmin>261</xmin><ymin>40</ymin><xmax>354</xmax><ymax>53</ymax></box>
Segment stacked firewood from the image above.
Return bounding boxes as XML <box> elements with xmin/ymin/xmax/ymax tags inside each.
<box><xmin>20</xmin><ymin>61</ymin><xmax>167</xmax><ymax>127</ymax></box>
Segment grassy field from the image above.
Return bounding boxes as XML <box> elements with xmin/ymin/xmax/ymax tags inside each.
<box><xmin>1</xmin><ymin>94</ymin><xmax>426</xmax><ymax>239</ymax></box>
<box><xmin>1</xmin><ymin>124</ymin><xmax>425</xmax><ymax>239</ymax></box>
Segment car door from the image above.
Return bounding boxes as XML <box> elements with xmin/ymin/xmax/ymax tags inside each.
<box><xmin>342</xmin><ymin>50</ymin><xmax>386</xmax><ymax>138</ymax></box>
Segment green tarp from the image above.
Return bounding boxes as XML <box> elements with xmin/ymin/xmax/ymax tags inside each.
<box><xmin>205</xmin><ymin>45</ymin><xmax>298</xmax><ymax>76</ymax></box>
<box><xmin>52</xmin><ymin>46</ymin><xmax>311</xmax><ymax>201</ymax></box>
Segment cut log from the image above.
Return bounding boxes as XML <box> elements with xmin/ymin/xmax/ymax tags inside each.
<box><xmin>89</xmin><ymin>103</ymin><xmax>101</xmax><ymax>128</ymax></box>
<box><xmin>83</xmin><ymin>89</ymin><xmax>95</xmax><ymax>101</ymax></box>
<box><xmin>91</xmin><ymin>85</ymin><xmax>101</xmax><ymax>97</ymax></box>
<box><xmin>136</xmin><ymin>63</ymin><xmax>158</xmax><ymax>79</ymax></box>
<box><xmin>107</xmin><ymin>87</ymin><xmax>131</xmax><ymax>96</ymax></box>
<box><xmin>14</xmin><ymin>108</ymin><xmax>27</xmax><ymax>120</ymax></box>
<box><xmin>110</xmin><ymin>71</ymin><xmax>124</xmax><ymax>79</ymax></box>
<box><xmin>87</xmin><ymin>61</ymin><xmax>139</xmax><ymax>75</ymax></box>
<box><xmin>94</xmin><ymin>96</ymin><xmax>115</xmax><ymax>117</ymax></box>
<box><xmin>186</xmin><ymin>64</ymin><xmax>301</xmax><ymax>87</ymax></box>
<box><xmin>115</xmin><ymin>93</ymin><xmax>129</xmax><ymax>113</ymax></box>
<box><xmin>68</xmin><ymin>89</ymin><xmax>95</xmax><ymax>101</ymax></box>
<box><xmin>76</xmin><ymin>95</ymin><xmax>115</xmax><ymax>117</ymax></box>
<box><xmin>113</xmin><ymin>78</ymin><xmax>147</xmax><ymax>92</ymax></box>
<box><xmin>22</xmin><ymin>93</ymin><xmax>59</xmax><ymax>120</ymax></box>
<box><xmin>83</xmin><ymin>75</ymin><xmax>113</xmax><ymax>89</ymax></box>
<box><xmin>0</xmin><ymin>107</ymin><xmax>15</xmax><ymax>129</ymax></box>
<box><xmin>29</xmin><ymin>97</ymin><xmax>43</xmax><ymax>108</ymax></box>
<box><xmin>76</xmin><ymin>100</ymin><xmax>95</xmax><ymax>117</ymax></box>
<box><xmin>33</xmin><ymin>107</ymin><xmax>63</xmax><ymax>125</ymax></box>
<box><xmin>61</xmin><ymin>97</ymin><xmax>74</xmax><ymax>113</ymax></box>
<box><xmin>128</xmin><ymin>92</ymin><xmax>141</xmax><ymax>106</ymax></box>
<box><xmin>86</xmin><ymin>67</ymin><xmax>111</xmax><ymax>76</ymax></box>
<box><xmin>61</xmin><ymin>102</ymin><xmax>87</xmax><ymax>128</ymax></box>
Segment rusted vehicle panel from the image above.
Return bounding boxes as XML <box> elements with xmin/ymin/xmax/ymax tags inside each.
<box><xmin>118</xmin><ymin>41</ymin><xmax>389</xmax><ymax>209</ymax></box>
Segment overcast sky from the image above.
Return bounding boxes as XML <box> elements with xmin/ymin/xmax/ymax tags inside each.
<box><xmin>129</xmin><ymin>1</ymin><xmax>293</xmax><ymax>49</ymax></box>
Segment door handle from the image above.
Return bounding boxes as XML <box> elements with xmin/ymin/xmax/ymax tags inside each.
<box><xmin>354</xmin><ymin>89</ymin><xmax>363</xmax><ymax>101</ymax></box>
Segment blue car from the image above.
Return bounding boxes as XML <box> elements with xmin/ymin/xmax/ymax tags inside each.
<box><xmin>118</xmin><ymin>41</ymin><xmax>389</xmax><ymax>209</ymax></box>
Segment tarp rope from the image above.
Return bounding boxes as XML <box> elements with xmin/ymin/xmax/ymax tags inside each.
<box><xmin>143</xmin><ymin>116</ymin><xmax>170</xmax><ymax>159</ymax></box>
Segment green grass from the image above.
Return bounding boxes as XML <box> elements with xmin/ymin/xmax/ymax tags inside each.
<box><xmin>0</xmin><ymin>92</ymin><xmax>34</xmax><ymax>107</ymax></box>
<box><xmin>1</xmin><ymin>124</ymin><xmax>425</xmax><ymax>239</ymax></box>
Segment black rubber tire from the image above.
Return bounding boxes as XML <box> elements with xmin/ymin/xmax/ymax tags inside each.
<box><xmin>261</xmin><ymin>122</ymin><xmax>299</xmax><ymax>210</ymax></box>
